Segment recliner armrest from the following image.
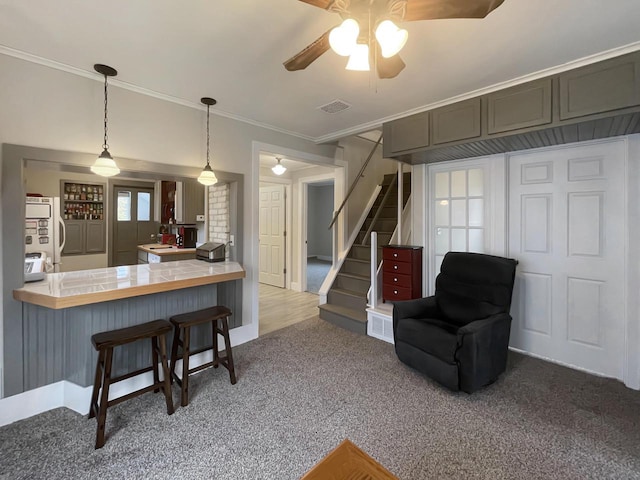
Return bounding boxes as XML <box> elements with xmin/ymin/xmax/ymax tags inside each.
<box><xmin>457</xmin><ymin>312</ymin><xmax>511</xmax><ymax>335</ymax></box>
<box><xmin>392</xmin><ymin>296</ymin><xmax>438</xmax><ymax>322</ymax></box>
<box><xmin>456</xmin><ymin>312</ymin><xmax>512</xmax><ymax>393</ymax></box>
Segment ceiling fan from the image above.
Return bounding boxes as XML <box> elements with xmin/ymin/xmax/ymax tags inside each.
<box><xmin>283</xmin><ymin>0</ymin><xmax>505</xmax><ymax>78</ymax></box>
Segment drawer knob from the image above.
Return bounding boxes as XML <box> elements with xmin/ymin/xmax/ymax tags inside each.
<box><xmin>394</xmin><ymin>290</ymin><xmax>398</xmax><ymax>294</ymax></box>
<box><xmin>394</xmin><ymin>265</ymin><xmax>398</xmax><ymax>270</ymax></box>
<box><xmin>394</xmin><ymin>278</ymin><xmax>398</xmax><ymax>282</ymax></box>
<box><xmin>393</xmin><ymin>253</ymin><xmax>398</xmax><ymax>257</ymax></box>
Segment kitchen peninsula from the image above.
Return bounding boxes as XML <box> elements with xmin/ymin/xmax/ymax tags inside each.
<box><xmin>12</xmin><ymin>260</ymin><xmax>245</xmax><ymax>393</ymax></box>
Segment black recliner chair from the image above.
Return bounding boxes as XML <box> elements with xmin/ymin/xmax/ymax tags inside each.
<box><xmin>392</xmin><ymin>251</ymin><xmax>518</xmax><ymax>393</ymax></box>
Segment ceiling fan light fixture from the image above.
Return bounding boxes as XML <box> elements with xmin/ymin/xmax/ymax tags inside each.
<box><xmin>375</xmin><ymin>20</ymin><xmax>408</xmax><ymax>58</ymax></box>
<box><xmin>272</xmin><ymin>157</ymin><xmax>287</xmax><ymax>176</ymax></box>
<box><xmin>329</xmin><ymin>18</ymin><xmax>359</xmax><ymax>56</ymax></box>
<box><xmin>346</xmin><ymin>43</ymin><xmax>370</xmax><ymax>71</ymax></box>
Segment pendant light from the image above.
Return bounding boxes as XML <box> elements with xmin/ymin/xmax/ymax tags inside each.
<box><xmin>197</xmin><ymin>97</ymin><xmax>218</xmax><ymax>186</ymax></box>
<box><xmin>91</xmin><ymin>64</ymin><xmax>120</xmax><ymax>177</ymax></box>
<box><xmin>272</xmin><ymin>157</ymin><xmax>286</xmax><ymax>176</ymax></box>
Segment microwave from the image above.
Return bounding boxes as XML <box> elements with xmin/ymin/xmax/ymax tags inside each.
<box><xmin>196</xmin><ymin>242</ymin><xmax>226</xmax><ymax>262</ymax></box>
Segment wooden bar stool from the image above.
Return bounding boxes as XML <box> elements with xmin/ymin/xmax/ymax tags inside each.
<box><xmin>169</xmin><ymin>306</ymin><xmax>237</xmax><ymax>407</ymax></box>
<box><xmin>88</xmin><ymin>319</ymin><xmax>174</xmax><ymax>449</ymax></box>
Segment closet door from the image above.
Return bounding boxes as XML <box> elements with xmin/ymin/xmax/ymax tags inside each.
<box><xmin>508</xmin><ymin>140</ymin><xmax>626</xmax><ymax>379</ymax></box>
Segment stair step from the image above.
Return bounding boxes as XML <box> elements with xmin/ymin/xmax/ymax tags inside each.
<box><xmin>328</xmin><ymin>288</ymin><xmax>367</xmax><ymax>310</ymax></box>
<box><xmin>357</xmin><ymin>231</ymin><xmax>392</xmax><ymax>245</ymax></box>
<box><xmin>334</xmin><ymin>272</ymin><xmax>370</xmax><ymax>294</ymax></box>
<box><xmin>318</xmin><ymin>304</ymin><xmax>367</xmax><ymax>335</ymax></box>
<box><xmin>342</xmin><ymin>258</ymin><xmax>370</xmax><ymax>276</ymax></box>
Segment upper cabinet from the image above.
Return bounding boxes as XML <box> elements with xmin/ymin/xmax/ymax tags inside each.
<box><xmin>431</xmin><ymin>98</ymin><xmax>481</xmax><ymax>145</ymax></box>
<box><xmin>382</xmin><ymin>111</ymin><xmax>429</xmax><ymax>157</ymax></box>
<box><xmin>559</xmin><ymin>54</ymin><xmax>640</xmax><ymax>120</ymax></box>
<box><xmin>383</xmin><ymin>51</ymin><xmax>640</xmax><ymax>164</ymax></box>
<box><xmin>161</xmin><ymin>180</ymin><xmax>205</xmax><ymax>224</ymax></box>
<box><xmin>487</xmin><ymin>78</ymin><xmax>552</xmax><ymax>134</ymax></box>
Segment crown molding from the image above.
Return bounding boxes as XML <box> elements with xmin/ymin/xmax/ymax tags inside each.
<box><xmin>0</xmin><ymin>44</ymin><xmax>316</xmax><ymax>143</ymax></box>
<box><xmin>3</xmin><ymin>41</ymin><xmax>640</xmax><ymax>146</ymax></box>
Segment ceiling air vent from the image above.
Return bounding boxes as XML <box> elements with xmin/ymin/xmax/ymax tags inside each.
<box><xmin>318</xmin><ymin>99</ymin><xmax>351</xmax><ymax>114</ymax></box>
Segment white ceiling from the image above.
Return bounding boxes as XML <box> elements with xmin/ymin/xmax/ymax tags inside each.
<box><xmin>1</xmin><ymin>0</ymin><xmax>640</xmax><ymax>143</ymax></box>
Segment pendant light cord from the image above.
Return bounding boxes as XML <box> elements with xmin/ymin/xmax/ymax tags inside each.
<box><xmin>206</xmin><ymin>104</ymin><xmax>211</xmax><ymax>167</ymax></box>
<box><xmin>103</xmin><ymin>74</ymin><xmax>109</xmax><ymax>150</ymax></box>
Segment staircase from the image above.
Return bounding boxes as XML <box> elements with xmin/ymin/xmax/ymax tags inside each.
<box><xmin>319</xmin><ymin>172</ymin><xmax>411</xmax><ymax>334</ymax></box>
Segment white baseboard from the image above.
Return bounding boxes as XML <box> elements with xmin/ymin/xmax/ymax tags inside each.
<box><xmin>291</xmin><ymin>281</ymin><xmax>301</xmax><ymax>292</ymax></box>
<box><xmin>0</xmin><ymin>349</ymin><xmax>220</xmax><ymax>427</ymax></box>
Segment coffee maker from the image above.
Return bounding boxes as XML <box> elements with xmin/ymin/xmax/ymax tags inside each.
<box><xmin>177</xmin><ymin>226</ymin><xmax>197</xmax><ymax>248</ymax></box>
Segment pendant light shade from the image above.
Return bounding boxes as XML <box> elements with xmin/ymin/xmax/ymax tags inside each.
<box><xmin>91</xmin><ymin>64</ymin><xmax>120</xmax><ymax>177</ymax></box>
<box><xmin>198</xmin><ymin>97</ymin><xmax>218</xmax><ymax>186</ymax></box>
<box><xmin>272</xmin><ymin>157</ymin><xmax>286</xmax><ymax>176</ymax></box>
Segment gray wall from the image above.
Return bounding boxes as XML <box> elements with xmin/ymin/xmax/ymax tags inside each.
<box><xmin>307</xmin><ymin>184</ymin><xmax>334</xmax><ymax>259</ymax></box>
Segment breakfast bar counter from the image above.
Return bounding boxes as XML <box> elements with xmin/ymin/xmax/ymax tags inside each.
<box><xmin>13</xmin><ymin>260</ymin><xmax>245</xmax><ymax>393</ymax></box>
<box><xmin>14</xmin><ymin>260</ymin><xmax>244</xmax><ymax>309</ymax></box>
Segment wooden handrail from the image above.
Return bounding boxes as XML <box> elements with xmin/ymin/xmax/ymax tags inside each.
<box><xmin>362</xmin><ymin>171</ymin><xmax>398</xmax><ymax>245</ymax></box>
<box><xmin>328</xmin><ymin>132</ymin><xmax>383</xmax><ymax>230</ymax></box>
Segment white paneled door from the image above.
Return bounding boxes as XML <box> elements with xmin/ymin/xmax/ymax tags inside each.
<box><xmin>259</xmin><ymin>185</ymin><xmax>286</xmax><ymax>287</ymax></box>
<box><xmin>508</xmin><ymin>140</ymin><xmax>626</xmax><ymax>379</ymax></box>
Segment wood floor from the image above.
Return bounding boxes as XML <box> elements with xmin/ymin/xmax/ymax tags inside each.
<box><xmin>259</xmin><ymin>283</ymin><xmax>320</xmax><ymax>336</ymax></box>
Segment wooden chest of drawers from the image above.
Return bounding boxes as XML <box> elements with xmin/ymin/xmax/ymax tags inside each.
<box><xmin>382</xmin><ymin>245</ymin><xmax>423</xmax><ymax>302</ymax></box>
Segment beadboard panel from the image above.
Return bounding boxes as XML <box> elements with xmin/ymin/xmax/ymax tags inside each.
<box><xmin>22</xmin><ymin>281</ymin><xmax>242</xmax><ymax>390</ymax></box>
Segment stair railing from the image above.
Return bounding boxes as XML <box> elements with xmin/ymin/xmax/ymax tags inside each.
<box><xmin>328</xmin><ymin>132</ymin><xmax>383</xmax><ymax>230</ymax></box>
<box><xmin>362</xmin><ymin>171</ymin><xmax>398</xmax><ymax>245</ymax></box>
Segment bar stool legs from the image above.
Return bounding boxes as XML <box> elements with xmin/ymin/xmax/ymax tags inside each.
<box><xmin>88</xmin><ymin>319</ymin><xmax>174</xmax><ymax>449</ymax></box>
<box><xmin>170</xmin><ymin>306</ymin><xmax>237</xmax><ymax>407</ymax></box>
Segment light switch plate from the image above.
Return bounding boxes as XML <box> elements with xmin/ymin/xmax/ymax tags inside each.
<box><xmin>196</xmin><ymin>214</ymin><xmax>205</xmax><ymax>221</ymax></box>
<box><xmin>229</xmin><ymin>235</ymin><xmax>235</xmax><ymax>246</ymax></box>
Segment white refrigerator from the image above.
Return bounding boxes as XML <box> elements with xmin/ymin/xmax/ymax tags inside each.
<box><xmin>25</xmin><ymin>196</ymin><xmax>66</xmax><ymax>272</ymax></box>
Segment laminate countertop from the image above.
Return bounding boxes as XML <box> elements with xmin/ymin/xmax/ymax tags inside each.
<box><xmin>13</xmin><ymin>260</ymin><xmax>245</xmax><ymax>310</ymax></box>
<box><xmin>137</xmin><ymin>244</ymin><xmax>197</xmax><ymax>255</ymax></box>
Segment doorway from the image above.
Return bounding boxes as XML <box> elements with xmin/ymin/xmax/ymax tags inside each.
<box><xmin>111</xmin><ymin>181</ymin><xmax>157</xmax><ymax>266</ymax></box>
<box><xmin>305</xmin><ymin>181</ymin><xmax>334</xmax><ymax>294</ymax></box>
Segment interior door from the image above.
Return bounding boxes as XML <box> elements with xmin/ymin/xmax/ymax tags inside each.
<box><xmin>259</xmin><ymin>184</ymin><xmax>285</xmax><ymax>287</ymax></box>
<box><xmin>508</xmin><ymin>140</ymin><xmax>625</xmax><ymax>379</ymax></box>
<box><xmin>112</xmin><ymin>185</ymin><xmax>157</xmax><ymax>266</ymax></box>
<box><xmin>428</xmin><ymin>159</ymin><xmax>496</xmax><ymax>293</ymax></box>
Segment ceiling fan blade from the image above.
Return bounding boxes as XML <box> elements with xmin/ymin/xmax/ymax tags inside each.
<box><xmin>297</xmin><ymin>0</ymin><xmax>334</xmax><ymax>8</ymax></box>
<box><xmin>283</xmin><ymin>30</ymin><xmax>332</xmax><ymax>71</ymax></box>
<box><xmin>376</xmin><ymin>51</ymin><xmax>406</xmax><ymax>79</ymax></box>
<box><xmin>403</xmin><ymin>0</ymin><xmax>505</xmax><ymax>21</ymax></box>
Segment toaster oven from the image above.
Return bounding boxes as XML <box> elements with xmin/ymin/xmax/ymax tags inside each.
<box><xmin>196</xmin><ymin>242</ymin><xmax>226</xmax><ymax>262</ymax></box>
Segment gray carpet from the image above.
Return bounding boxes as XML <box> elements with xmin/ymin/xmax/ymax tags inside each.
<box><xmin>1</xmin><ymin>317</ymin><xmax>640</xmax><ymax>479</ymax></box>
<box><xmin>306</xmin><ymin>257</ymin><xmax>331</xmax><ymax>294</ymax></box>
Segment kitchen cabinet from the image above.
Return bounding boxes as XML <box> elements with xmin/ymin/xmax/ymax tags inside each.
<box><xmin>382</xmin><ymin>245</ymin><xmax>422</xmax><ymax>302</ymax></box>
<box><xmin>60</xmin><ymin>181</ymin><xmax>106</xmax><ymax>255</ymax></box>
<box><xmin>180</xmin><ymin>180</ymin><xmax>205</xmax><ymax>224</ymax></box>
<box><xmin>162</xmin><ymin>180</ymin><xmax>205</xmax><ymax>225</ymax></box>
<box><xmin>63</xmin><ymin>220</ymin><xmax>106</xmax><ymax>255</ymax></box>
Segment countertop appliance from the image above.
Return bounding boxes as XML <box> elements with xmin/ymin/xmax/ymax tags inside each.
<box><xmin>160</xmin><ymin>233</ymin><xmax>177</xmax><ymax>245</ymax></box>
<box><xmin>178</xmin><ymin>226</ymin><xmax>197</xmax><ymax>248</ymax></box>
<box><xmin>25</xmin><ymin>196</ymin><xmax>65</xmax><ymax>273</ymax></box>
<box><xmin>24</xmin><ymin>251</ymin><xmax>47</xmax><ymax>282</ymax></box>
<box><xmin>196</xmin><ymin>242</ymin><xmax>226</xmax><ymax>262</ymax></box>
